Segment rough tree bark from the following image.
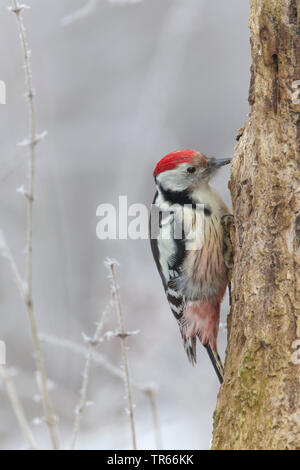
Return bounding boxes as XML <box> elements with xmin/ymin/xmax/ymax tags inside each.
<box><xmin>212</xmin><ymin>0</ymin><xmax>300</xmax><ymax>450</ymax></box>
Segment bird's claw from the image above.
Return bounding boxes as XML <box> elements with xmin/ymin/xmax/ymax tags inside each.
<box><xmin>221</xmin><ymin>214</ymin><xmax>234</xmax><ymax>269</ymax></box>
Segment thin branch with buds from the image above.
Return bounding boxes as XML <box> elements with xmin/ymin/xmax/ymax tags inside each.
<box><xmin>70</xmin><ymin>308</ymin><xmax>109</xmax><ymax>450</ymax></box>
<box><xmin>61</xmin><ymin>0</ymin><xmax>144</xmax><ymax>26</ymax></box>
<box><xmin>0</xmin><ymin>231</ymin><xmax>27</xmax><ymax>299</ymax></box>
<box><xmin>0</xmin><ymin>365</ymin><xmax>38</xmax><ymax>450</ymax></box>
<box><xmin>39</xmin><ymin>333</ymin><xmax>143</xmax><ymax>390</ymax></box>
<box><xmin>144</xmin><ymin>387</ymin><xmax>163</xmax><ymax>450</ymax></box>
<box><xmin>61</xmin><ymin>0</ymin><xmax>98</xmax><ymax>26</ymax></box>
<box><xmin>106</xmin><ymin>259</ymin><xmax>137</xmax><ymax>450</ymax></box>
<box><xmin>8</xmin><ymin>0</ymin><xmax>59</xmax><ymax>450</ymax></box>
<box><xmin>39</xmin><ymin>332</ymin><xmax>163</xmax><ymax>449</ymax></box>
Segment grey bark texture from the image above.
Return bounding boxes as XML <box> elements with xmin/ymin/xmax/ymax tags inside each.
<box><xmin>212</xmin><ymin>0</ymin><xmax>300</xmax><ymax>450</ymax></box>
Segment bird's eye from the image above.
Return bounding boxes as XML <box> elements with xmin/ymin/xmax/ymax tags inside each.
<box><xmin>187</xmin><ymin>166</ymin><xmax>196</xmax><ymax>174</ymax></box>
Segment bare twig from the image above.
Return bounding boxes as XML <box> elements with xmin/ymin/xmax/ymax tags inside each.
<box><xmin>61</xmin><ymin>0</ymin><xmax>143</xmax><ymax>26</ymax></box>
<box><xmin>0</xmin><ymin>365</ymin><xmax>38</xmax><ymax>450</ymax></box>
<box><xmin>144</xmin><ymin>388</ymin><xmax>163</xmax><ymax>450</ymax></box>
<box><xmin>39</xmin><ymin>333</ymin><xmax>142</xmax><ymax>389</ymax></box>
<box><xmin>106</xmin><ymin>259</ymin><xmax>137</xmax><ymax>450</ymax></box>
<box><xmin>39</xmin><ymin>332</ymin><xmax>163</xmax><ymax>448</ymax></box>
<box><xmin>0</xmin><ymin>231</ymin><xmax>26</xmax><ymax>299</ymax></box>
<box><xmin>70</xmin><ymin>308</ymin><xmax>109</xmax><ymax>450</ymax></box>
<box><xmin>9</xmin><ymin>0</ymin><xmax>59</xmax><ymax>450</ymax></box>
<box><xmin>61</xmin><ymin>0</ymin><xmax>98</xmax><ymax>26</ymax></box>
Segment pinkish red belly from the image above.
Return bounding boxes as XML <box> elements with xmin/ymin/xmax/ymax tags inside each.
<box><xmin>182</xmin><ymin>285</ymin><xmax>226</xmax><ymax>351</ymax></box>
<box><xmin>180</xmin><ymin>216</ymin><xmax>228</xmax><ymax>351</ymax></box>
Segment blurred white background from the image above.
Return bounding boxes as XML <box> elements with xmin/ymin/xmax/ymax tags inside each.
<box><xmin>0</xmin><ymin>0</ymin><xmax>250</xmax><ymax>450</ymax></box>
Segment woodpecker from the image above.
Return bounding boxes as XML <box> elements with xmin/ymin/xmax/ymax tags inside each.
<box><xmin>150</xmin><ymin>149</ymin><xmax>232</xmax><ymax>383</ymax></box>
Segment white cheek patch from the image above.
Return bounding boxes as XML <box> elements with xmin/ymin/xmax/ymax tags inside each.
<box><xmin>157</xmin><ymin>165</ymin><xmax>190</xmax><ymax>192</ymax></box>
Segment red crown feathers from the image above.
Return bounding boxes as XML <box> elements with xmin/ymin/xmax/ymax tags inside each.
<box><xmin>153</xmin><ymin>149</ymin><xmax>198</xmax><ymax>177</ymax></box>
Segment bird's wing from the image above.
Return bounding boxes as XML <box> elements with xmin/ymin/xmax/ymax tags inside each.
<box><xmin>150</xmin><ymin>201</ymin><xmax>197</xmax><ymax>364</ymax></box>
<box><xmin>150</xmin><ymin>197</ymin><xmax>225</xmax><ymax>380</ymax></box>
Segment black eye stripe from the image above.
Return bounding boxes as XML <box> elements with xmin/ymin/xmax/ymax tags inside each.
<box><xmin>187</xmin><ymin>166</ymin><xmax>196</xmax><ymax>174</ymax></box>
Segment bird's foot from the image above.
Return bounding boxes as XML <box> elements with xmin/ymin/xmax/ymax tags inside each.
<box><xmin>221</xmin><ymin>214</ymin><xmax>234</xmax><ymax>269</ymax></box>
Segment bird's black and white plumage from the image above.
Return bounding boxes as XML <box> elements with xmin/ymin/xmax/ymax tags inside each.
<box><xmin>149</xmin><ymin>149</ymin><xmax>232</xmax><ymax>383</ymax></box>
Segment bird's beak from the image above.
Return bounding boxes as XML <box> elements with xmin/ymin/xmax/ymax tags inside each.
<box><xmin>209</xmin><ymin>157</ymin><xmax>232</xmax><ymax>169</ymax></box>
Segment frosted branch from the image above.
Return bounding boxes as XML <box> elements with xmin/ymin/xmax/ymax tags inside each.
<box><xmin>106</xmin><ymin>259</ymin><xmax>137</xmax><ymax>450</ymax></box>
<box><xmin>70</xmin><ymin>308</ymin><xmax>109</xmax><ymax>450</ymax></box>
<box><xmin>61</xmin><ymin>0</ymin><xmax>98</xmax><ymax>26</ymax></box>
<box><xmin>9</xmin><ymin>0</ymin><xmax>60</xmax><ymax>450</ymax></box>
<box><xmin>39</xmin><ymin>332</ymin><xmax>162</xmax><ymax>447</ymax></box>
<box><xmin>61</xmin><ymin>0</ymin><xmax>144</xmax><ymax>26</ymax></box>
<box><xmin>0</xmin><ymin>365</ymin><xmax>38</xmax><ymax>450</ymax></box>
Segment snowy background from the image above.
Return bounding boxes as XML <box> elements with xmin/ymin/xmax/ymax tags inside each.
<box><xmin>0</xmin><ymin>0</ymin><xmax>250</xmax><ymax>450</ymax></box>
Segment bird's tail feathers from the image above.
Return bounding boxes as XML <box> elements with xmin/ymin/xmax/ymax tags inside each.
<box><xmin>181</xmin><ymin>333</ymin><xmax>224</xmax><ymax>383</ymax></box>
<box><xmin>204</xmin><ymin>343</ymin><xmax>224</xmax><ymax>384</ymax></box>
<box><xmin>181</xmin><ymin>334</ymin><xmax>197</xmax><ymax>366</ymax></box>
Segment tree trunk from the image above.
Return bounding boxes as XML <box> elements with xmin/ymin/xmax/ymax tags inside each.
<box><xmin>212</xmin><ymin>0</ymin><xmax>300</xmax><ymax>450</ymax></box>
